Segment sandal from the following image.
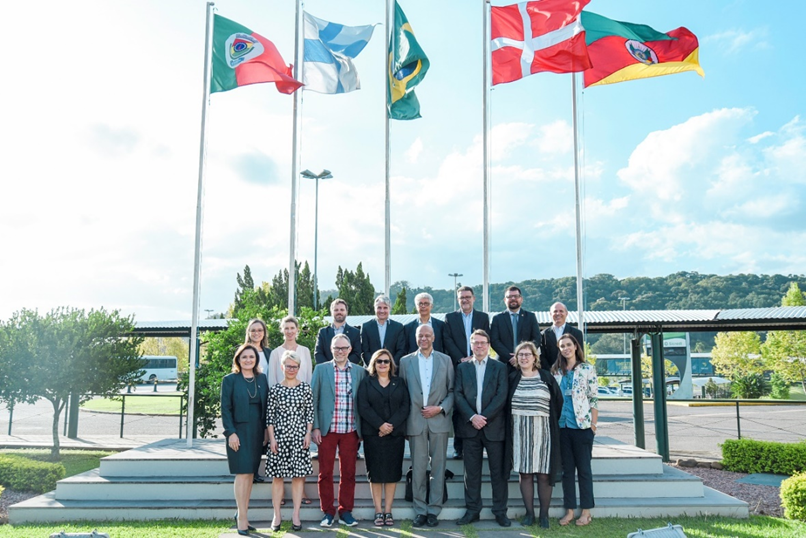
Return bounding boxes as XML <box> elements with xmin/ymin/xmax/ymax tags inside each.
<box><xmin>559</xmin><ymin>512</ymin><xmax>574</xmax><ymax>526</ymax></box>
<box><xmin>576</xmin><ymin>513</ymin><xmax>593</xmax><ymax>526</ymax></box>
<box><xmin>301</xmin><ymin>497</ymin><xmax>312</xmax><ymax>505</ymax></box>
<box><xmin>384</xmin><ymin>512</ymin><xmax>394</xmax><ymax>526</ymax></box>
<box><xmin>374</xmin><ymin>513</ymin><xmax>385</xmax><ymax>526</ymax></box>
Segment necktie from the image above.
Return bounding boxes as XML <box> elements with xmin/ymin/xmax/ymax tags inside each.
<box><xmin>511</xmin><ymin>313</ymin><xmax>518</xmax><ymax>350</ymax></box>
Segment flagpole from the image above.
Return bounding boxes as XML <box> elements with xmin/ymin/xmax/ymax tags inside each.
<box><xmin>571</xmin><ymin>73</ymin><xmax>585</xmax><ymax>335</ymax></box>
<box><xmin>288</xmin><ymin>0</ymin><xmax>302</xmax><ymax>315</ymax></box>
<box><xmin>482</xmin><ymin>0</ymin><xmax>490</xmax><ymax>313</ymax></box>
<box><xmin>187</xmin><ymin>1</ymin><xmax>215</xmax><ymax>448</ymax></box>
<box><xmin>384</xmin><ymin>0</ymin><xmax>392</xmax><ymax>298</ymax></box>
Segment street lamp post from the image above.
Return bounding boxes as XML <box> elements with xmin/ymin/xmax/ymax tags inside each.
<box><xmin>448</xmin><ymin>272</ymin><xmax>463</xmax><ymax>311</ymax></box>
<box><xmin>301</xmin><ymin>169</ymin><xmax>333</xmax><ymax>310</ymax></box>
<box><xmin>619</xmin><ymin>296</ymin><xmax>630</xmax><ymax>355</ymax></box>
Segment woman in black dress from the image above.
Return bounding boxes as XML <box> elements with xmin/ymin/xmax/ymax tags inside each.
<box><xmin>357</xmin><ymin>349</ymin><xmax>410</xmax><ymax>526</ymax></box>
<box><xmin>221</xmin><ymin>344</ymin><xmax>268</xmax><ymax>536</ymax></box>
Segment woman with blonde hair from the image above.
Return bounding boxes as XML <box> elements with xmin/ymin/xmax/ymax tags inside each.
<box><xmin>267</xmin><ymin>315</ymin><xmax>312</xmax><ymax>385</ymax></box>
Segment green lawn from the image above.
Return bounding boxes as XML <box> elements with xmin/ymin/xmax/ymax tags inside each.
<box><xmin>81</xmin><ymin>394</ymin><xmax>185</xmax><ymax>415</ymax></box>
<box><xmin>1</xmin><ymin>516</ymin><xmax>804</xmax><ymax>537</ymax></box>
<box><xmin>0</xmin><ymin>449</ymin><xmax>114</xmax><ymax>477</ymax></box>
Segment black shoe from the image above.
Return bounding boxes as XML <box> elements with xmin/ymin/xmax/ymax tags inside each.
<box><xmin>270</xmin><ymin>521</ymin><xmax>282</xmax><ymax>532</ymax></box>
<box><xmin>253</xmin><ymin>475</ymin><xmax>265</xmax><ymax>483</ymax></box>
<box><xmin>495</xmin><ymin>514</ymin><xmax>512</xmax><ymax>527</ymax></box>
<box><xmin>456</xmin><ymin>512</ymin><xmax>480</xmax><ymax>525</ymax></box>
<box><xmin>412</xmin><ymin>514</ymin><xmax>428</xmax><ymax>527</ymax></box>
<box><xmin>234</xmin><ymin>514</ymin><xmax>256</xmax><ymax>532</ymax></box>
<box><xmin>426</xmin><ymin>514</ymin><xmax>439</xmax><ymax>527</ymax></box>
<box><xmin>453</xmin><ymin>451</ymin><xmax>463</xmax><ymax>460</ymax></box>
<box><xmin>539</xmin><ymin>516</ymin><xmax>550</xmax><ymax>529</ymax></box>
<box><xmin>292</xmin><ymin>523</ymin><xmax>302</xmax><ymax>531</ymax></box>
<box><xmin>237</xmin><ymin>530</ymin><xmax>250</xmax><ymax>537</ymax></box>
<box><xmin>521</xmin><ymin>514</ymin><xmax>535</xmax><ymax>526</ymax></box>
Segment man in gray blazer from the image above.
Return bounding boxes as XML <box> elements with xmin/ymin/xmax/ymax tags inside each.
<box><xmin>454</xmin><ymin>330</ymin><xmax>510</xmax><ymax>527</ymax></box>
<box><xmin>311</xmin><ymin>333</ymin><xmax>367</xmax><ymax>527</ymax></box>
<box><xmin>398</xmin><ymin>324</ymin><xmax>454</xmax><ymax>528</ymax></box>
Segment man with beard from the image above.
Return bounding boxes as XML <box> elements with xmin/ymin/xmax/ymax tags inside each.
<box><xmin>490</xmin><ymin>286</ymin><xmax>541</xmax><ymax>373</ymax></box>
<box><xmin>315</xmin><ymin>298</ymin><xmax>362</xmax><ymax>365</ymax></box>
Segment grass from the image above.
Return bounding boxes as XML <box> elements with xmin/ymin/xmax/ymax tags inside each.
<box><xmin>80</xmin><ymin>394</ymin><xmax>184</xmax><ymax>415</ymax></box>
<box><xmin>1</xmin><ymin>516</ymin><xmax>805</xmax><ymax>537</ymax></box>
<box><xmin>0</xmin><ymin>449</ymin><xmax>114</xmax><ymax>477</ymax></box>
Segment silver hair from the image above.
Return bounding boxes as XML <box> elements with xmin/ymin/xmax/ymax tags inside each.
<box><xmin>414</xmin><ymin>292</ymin><xmax>433</xmax><ymax>304</ymax></box>
<box><xmin>374</xmin><ymin>295</ymin><xmax>392</xmax><ymax>307</ymax></box>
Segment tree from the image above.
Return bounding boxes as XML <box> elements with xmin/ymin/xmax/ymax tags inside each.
<box><xmin>762</xmin><ymin>283</ymin><xmax>806</xmax><ymax>393</ymax></box>
<box><xmin>0</xmin><ymin>308</ymin><xmax>143</xmax><ymax>457</ymax></box>
<box><xmin>392</xmin><ymin>287</ymin><xmax>408</xmax><ymax>315</ymax></box>
<box><xmin>334</xmin><ymin>263</ymin><xmax>376</xmax><ymax>315</ymax></box>
<box><xmin>711</xmin><ymin>332</ymin><xmax>764</xmax><ymax>381</ymax></box>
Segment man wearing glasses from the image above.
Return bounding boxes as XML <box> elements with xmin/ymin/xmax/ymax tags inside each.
<box><xmin>311</xmin><ymin>333</ymin><xmax>367</xmax><ymax>527</ymax></box>
<box><xmin>402</xmin><ymin>292</ymin><xmax>448</xmax><ymax>356</ymax></box>
<box><xmin>315</xmin><ymin>298</ymin><xmax>363</xmax><ymax>365</ymax></box>
<box><xmin>399</xmin><ymin>324</ymin><xmax>454</xmax><ymax>527</ymax></box>
<box><xmin>490</xmin><ymin>286</ymin><xmax>541</xmax><ymax>372</ymax></box>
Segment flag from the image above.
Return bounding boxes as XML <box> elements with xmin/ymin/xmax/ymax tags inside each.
<box><xmin>211</xmin><ymin>14</ymin><xmax>302</xmax><ymax>94</ymax></box>
<box><xmin>582</xmin><ymin>11</ymin><xmax>704</xmax><ymax>88</ymax></box>
<box><xmin>491</xmin><ymin>0</ymin><xmax>591</xmax><ymax>86</ymax></box>
<box><xmin>303</xmin><ymin>12</ymin><xmax>375</xmax><ymax>94</ymax></box>
<box><xmin>388</xmin><ymin>1</ymin><xmax>430</xmax><ymax>120</ymax></box>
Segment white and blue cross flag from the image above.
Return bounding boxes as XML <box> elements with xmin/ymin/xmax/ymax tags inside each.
<box><xmin>303</xmin><ymin>12</ymin><xmax>376</xmax><ymax>94</ymax></box>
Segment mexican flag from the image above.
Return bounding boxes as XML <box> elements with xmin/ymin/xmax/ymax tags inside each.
<box><xmin>581</xmin><ymin>11</ymin><xmax>704</xmax><ymax>88</ymax></box>
<box><xmin>211</xmin><ymin>15</ymin><xmax>302</xmax><ymax>94</ymax></box>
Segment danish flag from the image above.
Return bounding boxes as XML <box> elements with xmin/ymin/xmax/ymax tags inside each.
<box><xmin>491</xmin><ymin>0</ymin><xmax>592</xmax><ymax>85</ymax></box>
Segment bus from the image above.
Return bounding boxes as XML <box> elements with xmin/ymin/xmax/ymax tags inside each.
<box><xmin>139</xmin><ymin>356</ymin><xmax>178</xmax><ymax>383</ymax></box>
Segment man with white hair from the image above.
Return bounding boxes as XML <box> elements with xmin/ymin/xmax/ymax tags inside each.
<box><xmin>540</xmin><ymin>301</ymin><xmax>584</xmax><ymax>371</ymax></box>
<box><xmin>402</xmin><ymin>292</ymin><xmax>448</xmax><ymax>355</ymax></box>
<box><xmin>360</xmin><ymin>295</ymin><xmax>405</xmax><ymax>364</ymax></box>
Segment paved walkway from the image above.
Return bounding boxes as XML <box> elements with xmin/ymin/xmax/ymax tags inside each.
<box><xmin>217</xmin><ymin>522</ymin><xmax>547</xmax><ymax>538</ymax></box>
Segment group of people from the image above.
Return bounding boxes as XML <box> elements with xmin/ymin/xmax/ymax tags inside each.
<box><xmin>220</xmin><ymin>286</ymin><xmax>598</xmax><ymax>534</ymax></box>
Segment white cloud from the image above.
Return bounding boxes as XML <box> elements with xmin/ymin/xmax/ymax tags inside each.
<box><xmin>704</xmin><ymin>28</ymin><xmax>771</xmax><ymax>54</ymax></box>
<box><xmin>405</xmin><ymin>138</ymin><xmax>424</xmax><ymax>163</ymax></box>
<box><xmin>748</xmin><ymin>131</ymin><xmax>774</xmax><ymax>144</ymax></box>
<box><xmin>532</xmin><ymin>120</ymin><xmax>573</xmax><ymax>155</ymax></box>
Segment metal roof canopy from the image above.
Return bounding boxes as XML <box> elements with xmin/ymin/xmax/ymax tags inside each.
<box><xmin>134</xmin><ymin>306</ymin><xmax>806</xmax><ymax>337</ymax></box>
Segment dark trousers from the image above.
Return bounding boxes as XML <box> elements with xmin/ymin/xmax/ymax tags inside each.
<box><xmin>559</xmin><ymin>427</ymin><xmax>595</xmax><ymax>510</ymax></box>
<box><xmin>462</xmin><ymin>434</ymin><xmax>508</xmax><ymax>516</ymax></box>
<box><xmin>317</xmin><ymin>431</ymin><xmax>359</xmax><ymax>516</ymax></box>
<box><xmin>452</xmin><ymin>411</ymin><xmax>463</xmax><ymax>453</ymax></box>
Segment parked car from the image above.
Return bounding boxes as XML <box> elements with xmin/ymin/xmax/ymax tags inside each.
<box><xmin>597</xmin><ymin>386</ymin><xmax>622</xmax><ymax>397</ymax></box>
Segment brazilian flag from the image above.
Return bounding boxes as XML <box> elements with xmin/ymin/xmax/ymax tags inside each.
<box><xmin>388</xmin><ymin>1</ymin><xmax>430</xmax><ymax>120</ymax></box>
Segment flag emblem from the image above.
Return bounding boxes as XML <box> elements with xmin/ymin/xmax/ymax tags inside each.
<box><xmin>226</xmin><ymin>33</ymin><xmax>265</xmax><ymax>68</ymax></box>
<box><xmin>625</xmin><ymin>40</ymin><xmax>658</xmax><ymax>65</ymax></box>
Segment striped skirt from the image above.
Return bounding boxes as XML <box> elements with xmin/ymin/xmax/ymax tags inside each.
<box><xmin>512</xmin><ymin>414</ymin><xmax>551</xmax><ymax>474</ymax></box>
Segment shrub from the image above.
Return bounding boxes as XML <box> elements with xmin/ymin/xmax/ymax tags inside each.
<box><xmin>781</xmin><ymin>473</ymin><xmax>806</xmax><ymax>521</ymax></box>
<box><xmin>730</xmin><ymin>373</ymin><xmax>769</xmax><ymax>399</ymax></box>
<box><xmin>0</xmin><ymin>454</ymin><xmax>65</xmax><ymax>493</ymax></box>
<box><xmin>722</xmin><ymin>439</ymin><xmax>806</xmax><ymax>475</ymax></box>
<box><xmin>770</xmin><ymin>373</ymin><xmax>791</xmax><ymax>400</ymax></box>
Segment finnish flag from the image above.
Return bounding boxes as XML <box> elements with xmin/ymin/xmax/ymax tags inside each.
<box><xmin>303</xmin><ymin>12</ymin><xmax>376</xmax><ymax>94</ymax></box>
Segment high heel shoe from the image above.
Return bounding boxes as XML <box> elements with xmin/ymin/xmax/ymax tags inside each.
<box><xmin>234</xmin><ymin>513</ymin><xmax>256</xmax><ymax>532</ymax></box>
<box><xmin>292</xmin><ymin>521</ymin><xmax>303</xmax><ymax>531</ymax></box>
<box><xmin>271</xmin><ymin>519</ymin><xmax>282</xmax><ymax>532</ymax></box>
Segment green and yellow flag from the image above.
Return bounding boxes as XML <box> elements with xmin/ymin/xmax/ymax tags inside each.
<box><xmin>388</xmin><ymin>1</ymin><xmax>430</xmax><ymax>120</ymax></box>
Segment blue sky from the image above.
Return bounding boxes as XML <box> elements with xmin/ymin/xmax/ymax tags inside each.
<box><xmin>2</xmin><ymin>0</ymin><xmax>804</xmax><ymax>320</ymax></box>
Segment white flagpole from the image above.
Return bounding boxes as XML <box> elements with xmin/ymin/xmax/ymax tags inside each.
<box><xmin>482</xmin><ymin>0</ymin><xmax>491</xmax><ymax>313</ymax></box>
<box><xmin>571</xmin><ymin>73</ymin><xmax>585</xmax><ymax>335</ymax></box>
<box><xmin>187</xmin><ymin>1</ymin><xmax>215</xmax><ymax>447</ymax></box>
<box><xmin>384</xmin><ymin>0</ymin><xmax>392</xmax><ymax>297</ymax></box>
<box><xmin>288</xmin><ymin>0</ymin><xmax>302</xmax><ymax>315</ymax></box>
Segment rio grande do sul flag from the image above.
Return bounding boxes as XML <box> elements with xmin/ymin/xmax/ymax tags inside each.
<box><xmin>491</xmin><ymin>0</ymin><xmax>592</xmax><ymax>86</ymax></box>
<box><xmin>581</xmin><ymin>11</ymin><xmax>704</xmax><ymax>88</ymax></box>
<box><xmin>211</xmin><ymin>14</ymin><xmax>302</xmax><ymax>94</ymax></box>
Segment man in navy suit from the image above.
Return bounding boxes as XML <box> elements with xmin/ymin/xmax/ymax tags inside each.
<box><xmin>315</xmin><ymin>298</ymin><xmax>362</xmax><ymax>365</ymax></box>
<box><xmin>453</xmin><ymin>330</ymin><xmax>510</xmax><ymax>527</ymax></box>
<box><xmin>541</xmin><ymin>302</ymin><xmax>584</xmax><ymax>371</ymax></box>
<box><xmin>402</xmin><ymin>292</ymin><xmax>448</xmax><ymax>356</ymax></box>
<box><xmin>443</xmin><ymin>286</ymin><xmax>490</xmax><ymax>459</ymax></box>
<box><xmin>490</xmin><ymin>286</ymin><xmax>541</xmax><ymax>372</ymax></box>
<box><xmin>360</xmin><ymin>295</ymin><xmax>405</xmax><ymax>364</ymax></box>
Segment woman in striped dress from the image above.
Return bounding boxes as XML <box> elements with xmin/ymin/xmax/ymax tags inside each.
<box><xmin>507</xmin><ymin>341</ymin><xmax>563</xmax><ymax>529</ymax></box>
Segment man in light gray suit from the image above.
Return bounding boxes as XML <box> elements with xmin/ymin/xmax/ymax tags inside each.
<box><xmin>311</xmin><ymin>333</ymin><xmax>367</xmax><ymax>527</ymax></box>
<box><xmin>398</xmin><ymin>324</ymin><xmax>454</xmax><ymax>528</ymax></box>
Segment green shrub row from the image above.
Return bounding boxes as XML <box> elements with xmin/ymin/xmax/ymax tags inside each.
<box><xmin>722</xmin><ymin>439</ymin><xmax>806</xmax><ymax>475</ymax></box>
<box><xmin>0</xmin><ymin>454</ymin><xmax>65</xmax><ymax>493</ymax></box>
<box><xmin>782</xmin><ymin>473</ymin><xmax>806</xmax><ymax>521</ymax></box>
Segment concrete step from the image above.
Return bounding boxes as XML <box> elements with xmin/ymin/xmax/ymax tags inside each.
<box><xmin>55</xmin><ymin>463</ymin><xmax>701</xmax><ymax>502</ymax></box>
<box><xmin>9</xmin><ymin>486</ymin><xmax>748</xmax><ymax>524</ymax></box>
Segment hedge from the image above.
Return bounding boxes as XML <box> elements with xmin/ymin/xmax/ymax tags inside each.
<box><xmin>0</xmin><ymin>454</ymin><xmax>65</xmax><ymax>493</ymax></box>
<box><xmin>782</xmin><ymin>473</ymin><xmax>806</xmax><ymax>521</ymax></box>
<box><xmin>722</xmin><ymin>439</ymin><xmax>806</xmax><ymax>475</ymax></box>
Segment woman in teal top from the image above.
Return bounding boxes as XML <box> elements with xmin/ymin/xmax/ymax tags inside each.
<box><xmin>552</xmin><ymin>333</ymin><xmax>598</xmax><ymax>527</ymax></box>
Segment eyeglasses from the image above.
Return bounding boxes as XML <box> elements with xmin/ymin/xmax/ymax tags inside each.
<box><xmin>332</xmin><ymin>346</ymin><xmax>350</xmax><ymax>352</ymax></box>
<box><xmin>375</xmin><ymin>359</ymin><xmax>391</xmax><ymax>365</ymax></box>
<box><xmin>505</xmin><ymin>294</ymin><xmax>521</xmax><ymax>299</ymax></box>
<box><xmin>417</xmin><ymin>302</ymin><xmax>431</xmax><ymax>307</ymax></box>
<box><xmin>472</xmin><ymin>341</ymin><xmax>489</xmax><ymax>346</ymax></box>
<box><xmin>283</xmin><ymin>364</ymin><xmax>299</xmax><ymax>370</ymax></box>
<box><xmin>516</xmin><ymin>353</ymin><xmax>534</xmax><ymax>358</ymax></box>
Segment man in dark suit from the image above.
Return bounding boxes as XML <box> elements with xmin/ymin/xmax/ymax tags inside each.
<box><xmin>541</xmin><ymin>301</ymin><xmax>584</xmax><ymax>371</ymax></box>
<box><xmin>398</xmin><ymin>325</ymin><xmax>454</xmax><ymax>528</ymax></box>
<box><xmin>402</xmin><ymin>292</ymin><xmax>448</xmax><ymax>355</ymax></box>
<box><xmin>454</xmin><ymin>329</ymin><xmax>510</xmax><ymax>527</ymax></box>
<box><xmin>314</xmin><ymin>298</ymin><xmax>362</xmax><ymax>365</ymax></box>
<box><xmin>490</xmin><ymin>286</ymin><xmax>541</xmax><ymax>372</ymax></box>
<box><xmin>443</xmin><ymin>285</ymin><xmax>490</xmax><ymax>459</ymax></box>
<box><xmin>360</xmin><ymin>295</ymin><xmax>405</xmax><ymax>364</ymax></box>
